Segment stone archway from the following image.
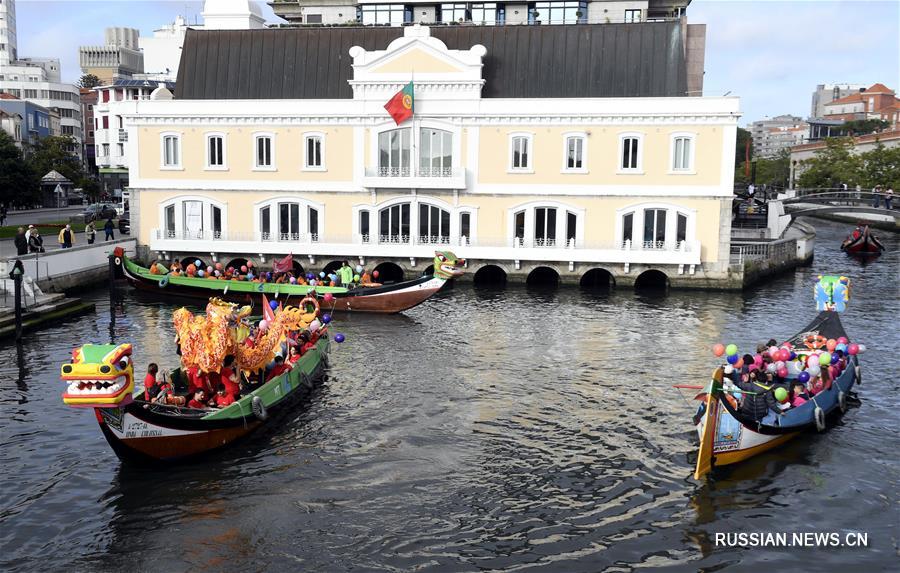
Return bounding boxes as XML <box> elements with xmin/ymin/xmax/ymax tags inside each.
<box><xmin>373</xmin><ymin>261</ymin><xmax>405</xmax><ymax>284</ymax></box>
<box><xmin>473</xmin><ymin>264</ymin><xmax>508</xmax><ymax>286</ymax></box>
<box><xmin>526</xmin><ymin>266</ymin><xmax>560</xmax><ymax>288</ymax></box>
<box><xmin>634</xmin><ymin>269</ymin><xmax>670</xmax><ymax>291</ymax></box>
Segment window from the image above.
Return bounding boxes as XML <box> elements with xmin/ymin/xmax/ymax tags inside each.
<box><xmin>117</xmin><ymin>116</ymin><xmax>123</xmax><ymax>129</ymax></box>
<box><xmin>212</xmin><ymin>206</ymin><xmax>222</xmax><ymax>238</ymax></box>
<box><xmin>164</xmin><ymin>205</ymin><xmax>175</xmax><ymax>236</ymax></box>
<box><xmin>304</xmin><ymin>134</ymin><xmax>324</xmax><ymax>169</ymax></box>
<box><xmin>102</xmin><ymin>91</ymin><xmax>110</xmax><ymax>103</ymax></box>
<box><xmin>257</xmin><ymin>198</ymin><xmax>323</xmax><ymax>242</ymax></box>
<box><xmin>671</xmin><ymin>134</ymin><xmax>694</xmax><ymax>172</ymax></box>
<box><xmin>534</xmin><ymin>207</ymin><xmax>557</xmax><ymax>246</ymax></box>
<box><xmin>260</xmin><ymin>206</ymin><xmax>271</xmax><ymax>240</ymax></box>
<box><xmin>359</xmin><ymin>4</ymin><xmax>408</xmax><ymax>25</ymax></box>
<box><xmin>619</xmin><ymin>134</ymin><xmax>642</xmax><ymax>172</ymax></box>
<box><xmin>566</xmin><ymin>212</ymin><xmax>577</xmax><ymax>246</ymax></box>
<box><xmin>510</xmin><ymin>134</ymin><xmax>531</xmax><ymax>171</ymax></box>
<box><xmin>439</xmin><ymin>3</ymin><xmax>467</xmax><ymax>23</ymax></box>
<box><xmin>101</xmin><ymin>143</ymin><xmax>109</xmax><ymax>157</ymax></box>
<box><xmin>308</xmin><ymin>207</ymin><xmax>319</xmax><ymax>240</ymax></box>
<box><xmin>279</xmin><ymin>203</ymin><xmax>300</xmax><ymax>240</ymax></box>
<box><xmin>514</xmin><ymin>211</ymin><xmax>525</xmax><ymax>243</ymax></box>
<box><xmin>460</xmin><ymin>212</ymin><xmax>471</xmax><ymax>243</ymax></box>
<box><xmin>378</xmin><ymin>128</ymin><xmax>411</xmax><ymax>176</ymax></box>
<box><xmin>207</xmin><ymin>134</ymin><xmax>225</xmax><ymax>169</ymax></box>
<box><xmin>102</xmin><ymin>116</ymin><xmax>109</xmax><ymax>129</ymax></box>
<box><xmin>564</xmin><ymin>135</ymin><xmax>585</xmax><ymax>171</ymax></box>
<box><xmin>677</xmin><ymin>213</ymin><xmax>687</xmax><ymax>244</ymax></box>
<box><xmin>116</xmin><ymin>143</ymin><xmax>124</xmax><ymax>156</ymax></box>
<box><xmin>419</xmin><ymin>128</ymin><xmax>452</xmax><ymax>176</ymax></box>
<box><xmin>418</xmin><ymin>204</ymin><xmax>450</xmax><ymax>244</ymax></box>
<box><xmin>618</xmin><ymin>205</ymin><xmax>692</xmax><ymax>250</ymax></box>
<box><xmin>471</xmin><ymin>3</ymin><xmax>500</xmax><ymax>24</ymax></box>
<box><xmin>532</xmin><ymin>1</ymin><xmax>586</xmax><ymax>24</ymax></box>
<box><xmin>359</xmin><ymin>211</ymin><xmax>370</xmax><ymax>243</ymax></box>
<box><xmin>379</xmin><ymin>203</ymin><xmax>410</xmax><ymax>243</ymax></box>
<box><xmin>161</xmin><ymin>133</ymin><xmax>180</xmax><ymax>168</ymax></box>
<box><xmin>254</xmin><ymin>134</ymin><xmax>274</xmax><ymax>169</ymax></box>
<box><xmin>622</xmin><ymin>213</ymin><xmax>633</xmax><ymax>244</ymax></box>
<box><xmin>305</xmin><ymin>14</ymin><xmax>323</xmax><ymax>24</ymax></box>
<box><xmin>643</xmin><ymin>209</ymin><xmax>666</xmax><ymax>247</ymax></box>
<box><xmin>625</xmin><ymin>9</ymin><xmax>641</xmax><ymax>22</ymax></box>
<box><xmin>183</xmin><ymin>200</ymin><xmax>204</xmax><ymax>238</ymax></box>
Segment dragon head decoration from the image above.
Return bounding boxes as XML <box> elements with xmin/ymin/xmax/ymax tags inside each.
<box><xmin>61</xmin><ymin>343</ymin><xmax>135</xmax><ymax>408</ymax></box>
<box><xmin>433</xmin><ymin>251</ymin><xmax>465</xmax><ymax>280</ymax></box>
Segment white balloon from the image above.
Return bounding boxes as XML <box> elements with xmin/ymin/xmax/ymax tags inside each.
<box><xmin>766</xmin><ymin>363</ymin><xmax>777</xmax><ymax>374</ymax></box>
<box><xmin>309</xmin><ymin>318</ymin><xmax>321</xmax><ymax>333</ymax></box>
<box><xmin>807</xmin><ymin>363</ymin><xmax>821</xmax><ymax>377</ymax></box>
<box><xmin>787</xmin><ymin>361</ymin><xmax>802</xmax><ymax>375</ymax></box>
<box><xmin>857</xmin><ymin>344</ymin><xmax>867</xmax><ymax>353</ymax></box>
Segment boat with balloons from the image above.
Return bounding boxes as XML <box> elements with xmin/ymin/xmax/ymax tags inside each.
<box><xmin>112</xmin><ymin>249</ymin><xmax>466</xmax><ymax>314</ymax></box>
<box><xmin>60</xmin><ymin>294</ymin><xmax>345</xmax><ymax>463</ymax></box>
<box><xmin>685</xmin><ymin>275</ymin><xmax>863</xmax><ymax>480</ymax></box>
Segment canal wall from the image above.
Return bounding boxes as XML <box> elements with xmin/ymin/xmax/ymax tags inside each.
<box><xmin>2</xmin><ymin>239</ymin><xmax>137</xmax><ymax>293</ymax></box>
<box><xmin>731</xmin><ymin>220</ymin><xmax>816</xmax><ymax>288</ymax></box>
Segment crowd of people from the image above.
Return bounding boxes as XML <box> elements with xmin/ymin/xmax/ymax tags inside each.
<box><xmin>12</xmin><ymin>219</ymin><xmax>117</xmax><ymax>256</ymax></box>
<box><xmin>149</xmin><ymin>259</ymin><xmax>377</xmax><ymax>289</ymax></box>
<box><xmin>721</xmin><ymin>338</ymin><xmax>851</xmax><ymax>421</ymax></box>
<box><xmin>141</xmin><ymin>321</ymin><xmax>325</xmax><ymax>410</ymax></box>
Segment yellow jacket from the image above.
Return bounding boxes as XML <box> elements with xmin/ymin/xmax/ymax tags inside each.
<box><xmin>58</xmin><ymin>227</ymin><xmax>76</xmax><ymax>245</ymax></box>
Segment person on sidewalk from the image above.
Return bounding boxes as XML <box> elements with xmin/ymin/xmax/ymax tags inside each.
<box><xmin>58</xmin><ymin>224</ymin><xmax>75</xmax><ymax>248</ymax></box>
<box><xmin>103</xmin><ymin>218</ymin><xmax>115</xmax><ymax>241</ymax></box>
<box><xmin>885</xmin><ymin>187</ymin><xmax>894</xmax><ymax>210</ymax></box>
<box><xmin>24</xmin><ymin>224</ymin><xmax>35</xmax><ymax>243</ymax></box>
<box><xmin>14</xmin><ymin>227</ymin><xmax>28</xmax><ymax>256</ymax></box>
<box><xmin>85</xmin><ymin>220</ymin><xmax>97</xmax><ymax>245</ymax></box>
<box><xmin>0</xmin><ymin>206</ymin><xmax>7</xmax><ymax>226</ymax></box>
<box><xmin>872</xmin><ymin>185</ymin><xmax>881</xmax><ymax>208</ymax></box>
<box><xmin>28</xmin><ymin>229</ymin><xmax>44</xmax><ymax>253</ymax></box>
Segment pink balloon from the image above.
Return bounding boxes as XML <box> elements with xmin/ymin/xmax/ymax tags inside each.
<box><xmin>847</xmin><ymin>343</ymin><xmax>859</xmax><ymax>355</ymax></box>
<box><xmin>777</xmin><ymin>367</ymin><xmax>788</xmax><ymax>378</ymax></box>
<box><xmin>778</xmin><ymin>349</ymin><xmax>791</xmax><ymax>362</ymax></box>
<box><xmin>323</xmin><ymin>293</ymin><xmax>335</xmax><ymax>303</ymax></box>
<box><xmin>712</xmin><ymin>343</ymin><xmax>725</xmax><ymax>357</ymax></box>
<box><xmin>258</xmin><ymin>319</ymin><xmax>268</xmax><ymax>332</ymax></box>
<box><xmin>247</xmin><ymin>261</ymin><xmax>254</xmax><ymax>268</ymax></box>
<box><xmin>826</xmin><ymin>339</ymin><xmax>837</xmax><ymax>351</ymax></box>
<box><xmin>240</xmin><ymin>265</ymin><xmax>248</xmax><ymax>273</ymax></box>
<box><xmin>206</xmin><ymin>266</ymin><xmax>213</xmax><ymax>273</ymax></box>
<box><xmin>775</xmin><ymin>361</ymin><xmax>785</xmax><ymax>369</ymax></box>
<box><xmin>753</xmin><ymin>354</ymin><xmax>763</xmax><ymax>366</ymax></box>
<box><xmin>837</xmin><ymin>337</ymin><xmax>848</xmax><ymax>345</ymax></box>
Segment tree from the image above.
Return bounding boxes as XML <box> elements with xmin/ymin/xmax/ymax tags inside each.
<box><xmin>77</xmin><ymin>74</ymin><xmax>102</xmax><ymax>89</ymax></box>
<box><xmin>78</xmin><ymin>176</ymin><xmax>101</xmax><ymax>201</ymax></box>
<box><xmin>841</xmin><ymin>119</ymin><xmax>889</xmax><ymax>137</ymax></box>
<box><xmin>797</xmin><ymin>137</ymin><xmax>863</xmax><ymax>189</ymax></box>
<box><xmin>0</xmin><ymin>131</ymin><xmax>39</xmax><ymax>207</ymax></box>
<box><xmin>735</xmin><ymin>127</ymin><xmax>752</xmax><ymax>167</ymax></box>
<box><xmin>859</xmin><ymin>142</ymin><xmax>900</xmax><ymax>189</ymax></box>
<box><xmin>27</xmin><ymin>135</ymin><xmax>84</xmax><ymax>185</ymax></box>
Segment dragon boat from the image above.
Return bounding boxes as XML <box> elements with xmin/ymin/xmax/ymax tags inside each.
<box><xmin>61</xmin><ymin>297</ymin><xmax>330</xmax><ymax>463</ymax></box>
<box><xmin>840</xmin><ymin>224</ymin><xmax>885</xmax><ymax>257</ymax></box>
<box><xmin>113</xmin><ymin>249</ymin><xmax>465</xmax><ymax>314</ymax></box>
<box><xmin>690</xmin><ymin>276</ymin><xmax>862</xmax><ymax>479</ymax></box>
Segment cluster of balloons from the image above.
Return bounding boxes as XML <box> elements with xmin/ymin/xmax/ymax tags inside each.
<box><xmin>713</xmin><ymin>336</ymin><xmax>865</xmax><ymax>383</ymax></box>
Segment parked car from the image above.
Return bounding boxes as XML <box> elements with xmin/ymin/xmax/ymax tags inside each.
<box><xmin>118</xmin><ymin>216</ymin><xmax>130</xmax><ymax>235</ymax></box>
<box><xmin>82</xmin><ymin>203</ymin><xmax>117</xmax><ymax>222</ymax></box>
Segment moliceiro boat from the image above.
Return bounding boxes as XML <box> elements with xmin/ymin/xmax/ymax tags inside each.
<box><xmin>840</xmin><ymin>224</ymin><xmax>885</xmax><ymax>256</ymax></box>
<box><xmin>690</xmin><ymin>276</ymin><xmax>863</xmax><ymax>479</ymax></box>
<box><xmin>113</xmin><ymin>249</ymin><xmax>465</xmax><ymax>314</ymax></box>
<box><xmin>61</xmin><ymin>297</ymin><xmax>332</xmax><ymax>463</ymax></box>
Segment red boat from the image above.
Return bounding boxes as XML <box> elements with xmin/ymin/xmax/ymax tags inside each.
<box><xmin>840</xmin><ymin>225</ymin><xmax>885</xmax><ymax>256</ymax></box>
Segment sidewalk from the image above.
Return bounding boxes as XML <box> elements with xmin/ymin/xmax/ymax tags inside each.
<box><xmin>0</xmin><ymin>232</ymin><xmax>126</xmax><ymax>258</ymax></box>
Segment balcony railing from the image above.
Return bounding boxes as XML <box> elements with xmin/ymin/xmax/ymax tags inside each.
<box><xmin>363</xmin><ymin>166</ymin><xmax>466</xmax><ymax>189</ymax></box>
<box><xmin>367</xmin><ymin>166</ymin><xmax>461</xmax><ymax>178</ymax></box>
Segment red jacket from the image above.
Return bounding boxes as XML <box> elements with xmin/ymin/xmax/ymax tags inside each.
<box><xmin>267</xmin><ymin>363</ymin><xmax>291</xmax><ymax>381</ymax></box>
<box><xmin>187</xmin><ymin>398</ymin><xmax>206</xmax><ymax>409</ymax></box>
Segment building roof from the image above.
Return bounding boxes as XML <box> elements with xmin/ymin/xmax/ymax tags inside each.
<box><xmin>826</xmin><ymin>83</ymin><xmax>896</xmax><ymax>106</ymax></box>
<box><xmin>176</xmin><ymin>23</ymin><xmax>689</xmax><ymax>100</ymax></box>
<box><xmin>41</xmin><ymin>170</ymin><xmax>72</xmax><ymax>183</ymax></box>
<box><xmin>0</xmin><ymin>93</ymin><xmax>20</xmax><ymax>100</ymax></box>
<box><xmin>98</xmin><ymin>79</ymin><xmax>177</xmax><ymax>89</ymax></box>
<box><xmin>864</xmin><ymin>83</ymin><xmax>894</xmax><ymax>94</ymax></box>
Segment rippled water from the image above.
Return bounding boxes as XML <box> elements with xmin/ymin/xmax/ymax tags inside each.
<box><xmin>1</xmin><ymin>219</ymin><xmax>898</xmax><ymax>572</ymax></box>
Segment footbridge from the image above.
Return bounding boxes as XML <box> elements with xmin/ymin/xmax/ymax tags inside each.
<box><xmin>780</xmin><ymin>191</ymin><xmax>899</xmax><ymax>220</ymax></box>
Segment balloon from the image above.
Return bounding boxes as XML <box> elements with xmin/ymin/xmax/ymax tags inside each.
<box><xmin>848</xmin><ymin>343</ymin><xmax>859</xmax><ymax>355</ymax></box>
<box><xmin>789</xmin><ymin>351</ymin><xmax>797</xmax><ymax>360</ymax></box>
<box><xmin>826</xmin><ymin>339</ymin><xmax>837</xmax><ymax>351</ymax></box>
<box><xmin>831</xmin><ymin>353</ymin><xmax>839</xmax><ymax>364</ymax></box>
<box><xmin>724</xmin><ymin>365</ymin><xmax>734</xmax><ymax>375</ymax></box>
<box><xmin>766</xmin><ymin>363</ymin><xmax>777</xmax><ymax>374</ymax></box>
<box><xmin>247</xmin><ymin>272</ymin><xmax>254</xmax><ymax>280</ymax></box>
<box><xmin>353</xmin><ymin>274</ymin><xmax>360</xmax><ymax>282</ymax></box>
<box><xmin>777</xmin><ymin>367</ymin><xmax>788</xmax><ymax>378</ymax></box>
<box><xmin>778</xmin><ymin>349</ymin><xmax>791</xmax><ymax>362</ymax></box>
<box><xmin>309</xmin><ymin>279</ymin><xmax>317</xmax><ymax>286</ymax></box>
<box><xmin>733</xmin><ymin>391</ymin><xmax>742</xmax><ymax>400</ymax></box>
<box><xmin>241</xmin><ymin>265</ymin><xmax>248</xmax><ymax>273</ymax></box>
<box><xmin>807</xmin><ymin>363</ymin><xmax>821</xmax><ymax>377</ymax></box>
<box><xmin>775</xmin><ymin>361</ymin><xmax>785</xmax><ymax>369</ymax></box>
<box><xmin>712</xmin><ymin>344</ymin><xmax>725</xmax><ymax>357</ymax></box>
<box><xmin>195</xmin><ymin>259</ymin><xmax>202</xmax><ymax>267</ymax></box>
<box><xmin>725</xmin><ymin>344</ymin><xmax>738</xmax><ymax>356</ymax></box>
<box><xmin>735</xmin><ymin>358</ymin><xmax>744</xmax><ymax>369</ymax></box>
<box><xmin>323</xmin><ymin>293</ymin><xmax>334</xmax><ymax>303</ymax></box>
<box><xmin>798</xmin><ymin>371</ymin><xmax>810</xmax><ymax>384</ymax></box>
<box><xmin>373</xmin><ymin>270</ymin><xmax>380</xmax><ymax>278</ymax></box>
<box><xmin>768</xmin><ymin>346</ymin><xmax>779</xmax><ymax>357</ymax></box>
<box><xmin>322</xmin><ymin>313</ymin><xmax>332</xmax><ymax>324</ymax></box>
<box><xmin>818</xmin><ymin>352</ymin><xmax>832</xmax><ymax>366</ymax></box>
<box><xmin>247</xmin><ymin>261</ymin><xmax>254</xmax><ymax>268</ymax></box>
<box><xmin>726</xmin><ymin>354</ymin><xmax>739</xmax><ymax>364</ymax></box>
<box><xmin>319</xmin><ymin>271</ymin><xmax>326</xmax><ymax>278</ymax></box>
<box><xmin>835</xmin><ymin>343</ymin><xmax>847</xmax><ymax>353</ymax></box>
<box><xmin>309</xmin><ymin>318</ymin><xmax>321</xmax><ymax>332</ymax></box>
<box><xmin>837</xmin><ymin>336</ymin><xmax>848</xmax><ymax>345</ymax></box>
<box><xmin>289</xmin><ymin>277</ymin><xmax>297</xmax><ymax>284</ymax></box>
<box><xmin>786</xmin><ymin>361</ymin><xmax>802</xmax><ymax>375</ymax></box>
<box><xmin>258</xmin><ymin>320</ymin><xmax>268</xmax><ymax>332</ymax></box>
<box><xmin>197</xmin><ymin>270</ymin><xmax>205</xmax><ymax>277</ymax></box>
<box><xmin>774</xmin><ymin>387</ymin><xmax>788</xmax><ymax>403</ymax></box>
<box><xmin>857</xmin><ymin>344</ymin><xmax>866</xmax><ymax>353</ymax></box>
<box><xmin>215</xmin><ymin>262</ymin><xmax>223</xmax><ymax>270</ymax></box>
<box><xmin>356</xmin><ymin>265</ymin><xmax>363</xmax><ymax>273</ymax></box>
<box><xmin>269</xmin><ymin>300</ymin><xmax>278</xmax><ymax>310</ymax></box>
<box><xmin>753</xmin><ymin>354</ymin><xmax>763</xmax><ymax>366</ymax></box>
<box><xmin>334</xmin><ymin>333</ymin><xmax>345</xmax><ymax>343</ymax></box>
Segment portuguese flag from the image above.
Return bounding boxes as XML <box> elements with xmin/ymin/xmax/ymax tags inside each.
<box><xmin>384</xmin><ymin>81</ymin><xmax>414</xmax><ymax>125</ymax></box>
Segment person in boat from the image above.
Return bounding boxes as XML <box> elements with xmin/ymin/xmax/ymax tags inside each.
<box><xmin>143</xmin><ymin>363</ymin><xmax>159</xmax><ymax>401</ymax></box>
<box><xmin>187</xmin><ymin>389</ymin><xmax>208</xmax><ymax>409</ymax></box>
<box><xmin>220</xmin><ymin>355</ymin><xmax>241</xmax><ymax>399</ymax></box>
<box><xmin>729</xmin><ymin>365</ymin><xmax>784</xmax><ymax>420</ymax></box>
<box><xmin>338</xmin><ymin>261</ymin><xmax>354</xmax><ymax>288</ymax></box>
<box><xmin>208</xmin><ymin>384</ymin><xmax>236</xmax><ymax>408</ymax></box>
<box><xmin>152</xmin><ymin>373</ymin><xmax>186</xmax><ymax>406</ymax></box>
<box><xmin>169</xmin><ymin>261</ymin><xmax>183</xmax><ymax>276</ymax></box>
<box><xmin>791</xmin><ymin>382</ymin><xmax>809</xmax><ymax>408</ymax></box>
<box><xmin>287</xmin><ymin>345</ymin><xmax>302</xmax><ymax>365</ymax></box>
<box><xmin>186</xmin><ymin>365</ymin><xmax>212</xmax><ymax>396</ymax></box>
<box><xmin>360</xmin><ymin>269</ymin><xmax>372</xmax><ymax>284</ymax></box>
<box><xmin>266</xmin><ymin>355</ymin><xmax>292</xmax><ymax>382</ymax></box>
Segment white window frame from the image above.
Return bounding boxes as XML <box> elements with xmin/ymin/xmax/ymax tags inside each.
<box><xmin>352</xmin><ymin>195</ymin><xmax>477</xmax><ymax>246</ymax></box>
<box><xmin>159</xmin><ymin>131</ymin><xmax>182</xmax><ymax>170</ymax></box>
<box><xmin>614</xmin><ymin>202</ymin><xmax>696</xmax><ymax>250</ymax></box>
<box><xmin>669</xmin><ymin>131</ymin><xmax>696</xmax><ymax>174</ymax></box>
<box><xmin>617</xmin><ymin>131</ymin><xmax>644</xmax><ymax>174</ymax></box>
<box><xmin>254</xmin><ymin>196</ymin><xmax>326</xmax><ymax>242</ymax></box>
<box><xmin>252</xmin><ymin>131</ymin><xmax>276</xmax><ymax>171</ymax></box>
<box><xmin>506</xmin><ymin>200</ymin><xmax>585</xmax><ymax>248</ymax></box>
<box><xmin>561</xmin><ymin>131</ymin><xmax>588</xmax><ymax>173</ymax></box>
<box><xmin>205</xmin><ymin>131</ymin><xmax>228</xmax><ymax>171</ymax></box>
<box><xmin>302</xmin><ymin>131</ymin><xmax>326</xmax><ymax>172</ymax></box>
<box><xmin>158</xmin><ymin>195</ymin><xmax>228</xmax><ymax>240</ymax></box>
<box><xmin>369</xmin><ymin>120</ymin><xmax>461</xmax><ymax>178</ymax></box>
<box><xmin>508</xmin><ymin>131</ymin><xmax>534</xmax><ymax>173</ymax></box>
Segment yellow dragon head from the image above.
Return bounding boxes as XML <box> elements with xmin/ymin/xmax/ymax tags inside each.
<box><xmin>61</xmin><ymin>343</ymin><xmax>135</xmax><ymax>408</ymax></box>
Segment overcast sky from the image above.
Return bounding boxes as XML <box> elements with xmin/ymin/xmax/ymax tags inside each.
<box><xmin>13</xmin><ymin>0</ymin><xmax>900</xmax><ymax>125</ymax></box>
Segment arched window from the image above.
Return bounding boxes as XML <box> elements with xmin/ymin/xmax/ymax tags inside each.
<box><xmin>378</xmin><ymin>128</ymin><xmax>411</xmax><ymax>176</ymax></box>
<box><xmin>508</xmin><ymin>201</ymin><xmax>584</xmax><ymax>248</ymax></box>
<box><xmin>617</xmin><ymin>203</ymin><xmax>695</xmax><ymax>250</ymax></box>
<box><xmin>419</xmin><ymin>128</ymin><xmax>452</xmax><ymax>176</ymax></box>
<box><xmin>159</xmin><ymin>196</ymin><xmax>226</xmax><ymax>240</ymax></box>
<box><xmin>379</xmin><ymin>202</ymin><xmax>411</xmax><ymax>243</ymax></box>
<box><xmin>354</xmin><ymin>197</ymin><xmax>476</xmax><ymax>246</ymax></box>
<box><xmin>418</xmin><ymin>203</ymin><xmax>450</xmax><ymax>244</ymax></box>
<box><xmin>509</xmin><ymin>132</ymin><xmax>533</xmax><ymax>172</ymax></box>
<box><xmin>256</xmin><ymin>198</ymin><xmax>324</xmax><ymax>242</ymax></box>
<box><xmin>618</xmin><ymin>132</ymin><xmax>644</xmax><ymax>173</ymax></box>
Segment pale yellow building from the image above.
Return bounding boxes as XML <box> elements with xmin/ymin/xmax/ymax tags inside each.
<box><xmin>119</xmin><ymin>24</ymin><xmax>740</xmax><ymax>288</ymax></box>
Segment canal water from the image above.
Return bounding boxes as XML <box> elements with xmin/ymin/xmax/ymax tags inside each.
<box><xmin>1</xmin><ymin>219</ymin><xmax>897</xmax><ymax>572</ymax></box>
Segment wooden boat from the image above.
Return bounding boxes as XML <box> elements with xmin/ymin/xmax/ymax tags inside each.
<box><xmin>113</xmin><ymin>250</ymin><xmax>465</xmax><ymax>314</ymax></box>
<box><xmin>61</xmin><ymin>337</ymin><xmax>329</xmax><ymax>463</ymax></box>
<box><xmin>840</xmin><ymin>225</ymin><xmax>885</xmax><ymax>256</ymax></box>
<box><xmin>691</xmin><ymin>276</ymin><xmax>861</xmax><ymax>479</ymax></box>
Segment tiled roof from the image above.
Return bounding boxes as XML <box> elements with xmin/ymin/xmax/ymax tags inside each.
<box><xmin>0</xmin><ymin>93</ymin><xmax>21</xmax><ymax>100</ymax></box>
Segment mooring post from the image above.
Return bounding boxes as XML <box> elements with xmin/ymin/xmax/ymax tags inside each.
<box><xmin>9</xmin><ymin>259</ymin><xmax>25</xmax><ymax>342</ymax></box>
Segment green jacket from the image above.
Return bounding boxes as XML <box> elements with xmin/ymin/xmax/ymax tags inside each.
<box><xmin>339</xmin><ymin>265</ymin><xmax>354</xmax><ymax>284</ymax></box>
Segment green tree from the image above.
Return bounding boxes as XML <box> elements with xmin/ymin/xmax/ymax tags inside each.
<box><xmin>735</xmin><ymin>127</ymin><xmax>752</xmax><ymax>167</ymax></box>
<box><xmin>841</xmin><ymin>119</ymin><xmax>889</xmax><ymax>136</ymax></box>
<box><xmin>858</xmin><ymin>142</ymin><xmax>900</xmax><ymax>189</ymax></box>
<box><xmin>797</xmin><ymin>137</ymin><xmax>862</xmax><ymax>189</ymax></box>
<box><xmin>77</xmin><ymin>73</ymin><xmax>102</xmax><ymax>89</ymax></box>
<box><xmin>77</xmin><ymin>176</ymin><xmax>101</xmax><ymax>201</ymax></box>
<box><xmin>26</xmin><ymin>135</ymin><xmax>84</xmax><ymax>186</ymax></box>
<box><xmin>0</xmin><ymin>131</ymin><xmax>39</xmax><ymax>207</ymax></box>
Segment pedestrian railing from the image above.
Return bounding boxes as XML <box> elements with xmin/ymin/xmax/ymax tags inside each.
<box><xmin>730</xmin><ymin>238</ymin><xmax>797</xmax><ymax>266</ymax></box>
